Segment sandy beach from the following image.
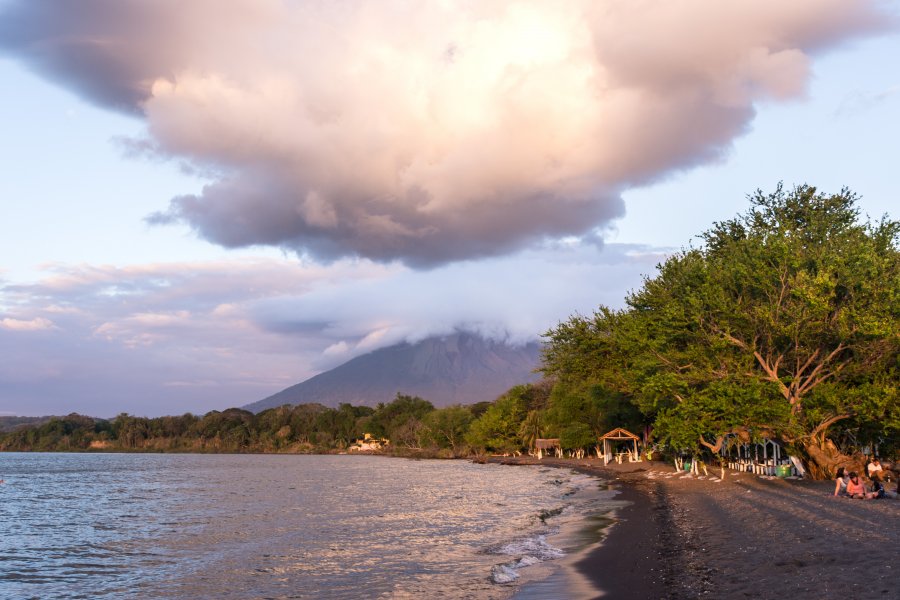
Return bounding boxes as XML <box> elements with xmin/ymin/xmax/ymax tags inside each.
<box><xmin>495</xmin><ymin>458</ymin><xmax>899</xmax><ymax>599</ymax></box>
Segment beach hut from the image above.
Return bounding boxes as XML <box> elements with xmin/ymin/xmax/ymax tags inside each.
<box><xmin>599</xmin><ymin>428</ymin><xmax>641</xmax><ymax>465</ymax></box>
<box><xmin>534</xmin><ymin>438</ymin><xmax>562</xmax><ymax>459</ymax></box>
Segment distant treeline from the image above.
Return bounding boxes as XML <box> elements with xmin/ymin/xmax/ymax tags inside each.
<box><xmin>0</xmin><ymin>382</ymin><xmax>641</xmax><ymax>458</ymax></box>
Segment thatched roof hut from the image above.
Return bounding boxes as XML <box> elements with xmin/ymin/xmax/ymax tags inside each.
<box><xmin>534</xmin><ymin>438</ymin><xmax>561</xmax><ymax>459</ymax></box>
<box><xmin>599</xmin><ymin>428</ymin><xmax>641</xmax><ymax>465</ymax></box>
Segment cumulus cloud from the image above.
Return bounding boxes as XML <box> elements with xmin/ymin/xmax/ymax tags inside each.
<box><xmin>0</xmin><ymin>0</ymin><xmax>888</xmax><ymax>266</ymax></box>
<box><xmin>0</xmin><ymin>317</ymin><xmax>56</xmax><ymax>331</ymax></box>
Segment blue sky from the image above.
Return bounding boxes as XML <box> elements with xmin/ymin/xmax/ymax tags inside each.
<box><xmin>1</xmin><ymin>1</ymin><xmax>897</xmax><ymax>417</ymax></box>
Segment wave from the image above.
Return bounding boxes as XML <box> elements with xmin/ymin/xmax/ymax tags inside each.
<box><xmin>489</xmin><ymin>533</ymin><xmax>565</xmax><ymax>584</ymax></box>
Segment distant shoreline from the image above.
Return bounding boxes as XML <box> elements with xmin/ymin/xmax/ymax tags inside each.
<box><xmin>0</xmin><ymin>447</ymin><xmax>457</xmax><ymax>459</ymax></box>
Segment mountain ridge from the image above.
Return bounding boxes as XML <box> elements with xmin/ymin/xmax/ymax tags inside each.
<box><xmin>244</xmin><ymin>332</ymin><xmax>541</xmax><ymax>412</ymax></box>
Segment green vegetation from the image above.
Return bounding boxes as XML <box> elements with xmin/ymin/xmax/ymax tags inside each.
<box><xmin>3</xmin><ymin>186</ymin><xmax>897</xmax><ymax>477</ymax></box>
<box><xmin>0</xmin><ymin>395</ymin><xmax>476</xmax><ymax>457</ymax></box>
<box><xmin>542</xmin><ymin>185</ymin><xmax>900</xmax><ymax>476</ymax></box>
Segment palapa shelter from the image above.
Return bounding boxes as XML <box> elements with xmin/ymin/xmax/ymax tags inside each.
<box><xmin>599</xmin><ymin>428</ymin><xmax>641</xmax><ymax>465</ymax></box>
<box><xmin>534</xmin><ymin>438</ymin><xmax>561</xmax><ymax>459</ymax></box>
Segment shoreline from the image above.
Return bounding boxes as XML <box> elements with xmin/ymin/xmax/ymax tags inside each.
<box><xmin>492</xmin><ymin>457</ymin><xmax>674</xmax><ymax>599</ymax></box>
<box><xmin>492</xmin><ymin>457</ymin><xmax>899</xmax><ymax>599</ymax></box>
<box><xmin>6</xmin><ymin>450</ymin><xmax>897</xmax><ymax>597</ymax></box>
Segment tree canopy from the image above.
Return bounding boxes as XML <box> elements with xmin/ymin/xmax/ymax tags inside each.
<box><xmin>543</xmin><ymin>185</ymin><xmax>900</xmax><ymax>476</ymax></box>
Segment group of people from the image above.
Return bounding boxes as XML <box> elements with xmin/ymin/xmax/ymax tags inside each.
<box><xmin>832</xmin><ymin>460</ymin><xmax>896</xmax><ymax>499</ymax></box>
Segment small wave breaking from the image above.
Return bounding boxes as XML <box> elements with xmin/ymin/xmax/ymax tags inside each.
<box><xmin>489</xmin><ymin>533</ymin><xmax>565</xmax><ymax>584</ymax></box>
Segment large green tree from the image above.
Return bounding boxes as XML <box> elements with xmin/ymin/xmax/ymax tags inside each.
<box><xmin>543</xmin><ymin>185</ymin><xmax>900</xmax><ymax>478</ymax></box>
<box><xmin>690</xmin><ymin>185</ymin><xmax>899</xmax><ymax>475</ymax></box>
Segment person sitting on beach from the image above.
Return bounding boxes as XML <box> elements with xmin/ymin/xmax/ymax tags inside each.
<box><xmin>833</xmin><ymin>467</ymin><xmax>850</xmax><ymax>497</ymax></box>
<box><xmin>846</xmin><ymin>472</ymin><xmax>867</xmax><ymax>499</ymax></box>
<box><xmin>866</xmin><ymin>478</ymin><xmax>885</xmax><ymax>500</ymax></box>
<box><xmin>867</xmin><ymin>458</ymin><xmax>884</xmax><ymax>481</ymax></box>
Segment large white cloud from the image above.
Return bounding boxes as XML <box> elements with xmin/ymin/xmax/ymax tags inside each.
<box><xmin>1</xmin><ymin>0</ymin><xmax>888</xmax><ymax>266</ymax></box>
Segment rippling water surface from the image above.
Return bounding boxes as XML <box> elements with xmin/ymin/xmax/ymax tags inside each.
<box><xmin>0</xmin><ymin>453</ymin><xmax>618</xmax><ymax>599</ymax></box>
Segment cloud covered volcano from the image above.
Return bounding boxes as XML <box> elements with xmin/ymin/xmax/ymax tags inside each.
<box><xmin>0</xmin><ymin>0</ymin><xmax>888</xmax><ymax>266</ymax></box>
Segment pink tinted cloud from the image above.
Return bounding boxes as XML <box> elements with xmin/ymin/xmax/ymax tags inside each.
<box><xmin>1</xmin><ymin>0</ymin><xmax>889</xmax><ymax>265</ymax></box>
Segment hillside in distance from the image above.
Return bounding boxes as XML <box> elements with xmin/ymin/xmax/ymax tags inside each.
<box><xmin>0</xmin><ymin>415</ymin><xmax>54</xmax><ymax>433</ymax></box>
<box><xmin>244</xmin><ymin>332</ymin><xmax>542</xmax><ymax>412</ymax></box>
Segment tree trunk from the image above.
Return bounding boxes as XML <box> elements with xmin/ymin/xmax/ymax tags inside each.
<box><xmin>801</xmin><ymin>438</ymin><xmax>866</xmax><ymax>480</ymax></box>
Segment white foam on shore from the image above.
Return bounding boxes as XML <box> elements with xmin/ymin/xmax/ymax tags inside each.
<box><xmin>482</xmin><ymin>465</ymin><xmax>628</xmax><ymax>596</ymax></box>
<box><xmin>490</xmin><ymin>535</ymin><xmax>564</xmax><ymax>584</ymax></box>
<box><xmin>497</xmin><ymin>534</ymin><xmax>565</xmax><ymax>561</ymax></box>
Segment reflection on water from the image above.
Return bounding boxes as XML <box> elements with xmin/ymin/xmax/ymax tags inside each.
<box><xmin>0</xmin><ymin>454</ymin><xmax>619</xmax><ymax>599</ymax></box>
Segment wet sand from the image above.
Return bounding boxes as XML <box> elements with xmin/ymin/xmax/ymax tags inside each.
<box><xmin>494</xmin><ymin>457</ymin><xmax>899</xmax><ymax>599</ymax></box>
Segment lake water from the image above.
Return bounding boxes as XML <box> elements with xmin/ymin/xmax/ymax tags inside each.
<box><xmin>0</xmin><ymin>453</ymin><xmax>622</xmax><ymax>599</ymax></box>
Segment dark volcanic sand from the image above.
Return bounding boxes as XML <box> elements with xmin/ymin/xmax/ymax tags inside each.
<box><xmin>495</xmin><ymin>458</ymin><xmax>899</xmax><ymax>599</ymax></box>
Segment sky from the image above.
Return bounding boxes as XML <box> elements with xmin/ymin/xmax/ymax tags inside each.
<box><xmin>1</xmin><ymin>0</ymin><xmax>898</xmax><ymax>417</ymax></box>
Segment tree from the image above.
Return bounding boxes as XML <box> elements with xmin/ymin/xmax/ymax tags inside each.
<box><xmin>518</xmin><ymin>410</ymin><xmax>544</xmax><ymax>451</ymax></box>
<box><xmin>465</xmin><ymin>387</ymin><xmax>528</xmax><ymax>454</ymax></box>
<box><xmin>424</xmin><ymin>406</ymin><xmax>473</xmax><ymax>455</ymax></box>
<box><xmin>685</xmin><ymin>185</ymin><xmax>900</xmax><ymax>476</ymax></box>
<box><xmin>370</xmin><ymin>394</ymin><xmax>435</xmax><ymax>447</ymax></box>
<box><xmin>114</xmin><ymin>413</ymin><xmax>150</xmax><ymax>449</ymax></box>
<box><xmin>290</xmin><ymin>403</ymin><xmax>329</xmax><ymax>444</ymax></box>
<box><xmin>559</xmin><ymin>422</ymin><xmax>595</xmax><ymax>453</ymax></box>
<box><xmin>542</xmin><ymin>185</ymin><xmax>900</xmax><ymax>478</ymax></box>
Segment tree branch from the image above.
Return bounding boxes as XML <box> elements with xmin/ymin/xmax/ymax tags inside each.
<box><xmin>809</xmin><ymin>414</ymin><xmax>851</xmax><ymax>444</ymax></box>
<box><xmin>719</xmin><ymin>329</ymin><xmax>749</xmax><ymax>350</ymax></box>
<box><xmin>793</xmin><ymin>348</ymin><xmax>821</xmax><ymax>386</ymax></box>
<box><xmin>699</xmin><ymin>434</ymin><xmax>725</xmax><ymax>453</ymax></box>
<box><xmin>753</xmin><ymin>350</ymin><xmax>791</xmax><ymax>400</ymax></box>
<box><xmin>795</xmin><ymin>345</ymin><xmax>847</xmax><ymax>397</ymax></box>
